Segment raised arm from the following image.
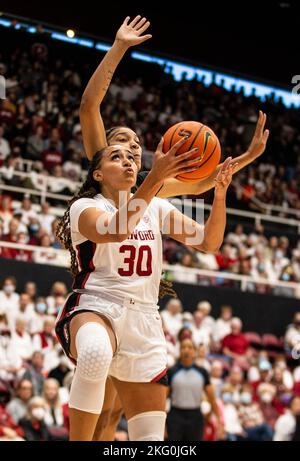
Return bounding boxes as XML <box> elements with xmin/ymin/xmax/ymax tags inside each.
<box><xmin>162</xmin><ymin>157</ymin><xmax>237</xmax><ymax>253</ymax></box>
<box><xmin>80</xmin><ymin>15</ymin><xmax>152</xmax><ymax>160</ymax></box>
<box><xmin>157</xmin><ymin>111</ymin><xmax>269</xmax><ymax>198</ymax></box>
<box><xmin>78</xmin><ymin>137</ymin><xmax>201</xmax><ymax>243</ymax></box>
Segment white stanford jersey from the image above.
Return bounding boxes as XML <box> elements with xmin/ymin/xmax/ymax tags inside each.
<box><xmin>69</xmin><ymin>194</ymin><xmax>177</xmax><ymax>305</ymax></box>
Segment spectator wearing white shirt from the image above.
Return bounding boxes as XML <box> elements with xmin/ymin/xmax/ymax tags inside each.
<box><xmin>0</xmin><ymin>331</ymin><xmax>23</xmax><ymax>382</ymax></box>
<box><xmin>9</xmin><ymin>317</ymin><xmax>33</xmax><ymax>362</ymax></box>
<box><xmin>210</xmin><ymin>361</ymin><xmax>225</xmax><ymax>398</ymax></box>
<box><xmin>7</xmin><ymin>293</ymin><xmax>35</xmax><ymax>333</ymax></box>
<box><xmin>225</xmin><ymin>224</ymin><xmax>247</xmax><ymax>248</ymax></box>
<box><xmin>0</xmin><ymin>276</ymin><xmax>19</xmax><ymax>318</ymax></box>
<box><xmin>38</xmin><ymin>202</ymin><xmax>55</xmax><ymax>236</ymax></box>
<box><xmin>191</xmin><ymin>311</ymin><xmax>211</xmax><ymax>349</ymax></box>
<box><xmin>273</xmin><ymin>396</ymin><xmax>300</xmax><ymax>441</ymax></box>
<box><xmin>221</xmin><ymin>385</ymin><xmax>244</xmax><ymax>440</ymax></box>
<box><xmin>0</xmin><ymin>126</ymin><xmax>11</xmax><ymax>163</ymax></box>
<box><xmin>28</xmin><ymin>297</ymin><xmax>48</xmax><ymax>335</ymax></box>
<box><xmin>196</xmin><ymin>301</ymin><xmax>215</xmax><ymax>335</ymax></box>
<box><xmin>285</xmin><ymin>312</ymin><xmax>300</xmax><ymax>352</ymax></box>
<box><xmin>213</xmin><ymin>305</ymin><xmax>233</xmax><ymax>344</ymax></box>
<box><xmin>15</xmin><ymin>196</ymin><xmax>38</xmax><ymax>227</ymax></box>
<box><xmin>161</xmin><ymin>298</ymin><xmax>183</xmax><ymax>338</ymax></box>
<box><xmin>32</xmin><ymin>317</ymin><xmax>56</xmax><ymax>353</ymax></box>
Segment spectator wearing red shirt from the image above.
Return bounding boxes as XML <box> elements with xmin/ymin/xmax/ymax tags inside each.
<box><xmin>0</xmin><ymin>381</ymin><xmax>24</xmax><ymax>441</ymax></box>
<box><xmin>41</xmin><ymin>141</ymin><xmax>63</xmax><ymax>171</ymax></box>
<box><xmin>215</xmin><ymin>244</ymin><xmax>238</xmax><ymax>271</ymax></box>
<box><xmin>222</xmin><ymin>318</ymin><xmax>250</xmax><ymax>369</ymax></box>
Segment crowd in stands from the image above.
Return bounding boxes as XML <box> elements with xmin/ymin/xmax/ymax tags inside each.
<box><xmin>0</xmin><ymin>276</ymin><xmax>300</xmax><ymax>441</ymax></box>
<box><xmin>0</xmin><ymin>193</ymin><xmax>299</xmax><ymax>296</ymax></box>
<box><xmin>0</xmin><ymin>29</ymin><xmax>299</xmax><ymax>216</ymax></box>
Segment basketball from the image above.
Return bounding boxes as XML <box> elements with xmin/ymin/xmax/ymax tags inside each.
<box><xmin>163</xmin><ymin>121</ymin><xmax>221</xmax><ymax>182</ymax></box>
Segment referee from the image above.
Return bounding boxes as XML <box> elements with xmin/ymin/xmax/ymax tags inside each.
<box><xmin>167</xmin><ymin>338</ymin><xmax>223</xmax><ymax>441</ymax></box>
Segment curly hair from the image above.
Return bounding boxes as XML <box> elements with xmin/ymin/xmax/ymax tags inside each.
<box><xmin>56</xmin><ymin>149</ymin><xmax>104</xmax><ymax>277</ymax></box>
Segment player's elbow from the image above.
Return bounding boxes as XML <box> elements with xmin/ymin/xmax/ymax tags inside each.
<box><xmin>200</xmin><ymin>240</ymin><xmax>221</xmax><ymax>254</ymax></box>
<box><xmin>80</xmin><ymin>96</ymin><xmax>99</xmax><ymax>113</ymax></box>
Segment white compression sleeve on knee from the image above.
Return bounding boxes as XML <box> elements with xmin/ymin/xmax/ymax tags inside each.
<box><xmin>127</xmin><ymin>411</ymin><xmax>166</xmax><ymax>441</ymax></box>
<box><xmin>69</xmin><ymin>322</ymin><xmax>113</xmax><ymax>414</ymax></box>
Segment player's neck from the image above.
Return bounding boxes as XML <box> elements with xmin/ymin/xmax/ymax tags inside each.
<box><xmin>100</xmin><ymin>186</ymin><xmax>132</xmax><ymax>209</ymax></box>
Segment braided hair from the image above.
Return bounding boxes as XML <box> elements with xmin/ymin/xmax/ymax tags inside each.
<box><xmin>56</xmin><ymin>149</ymin><xmax>105</xmax><ymax>277</ymax></box>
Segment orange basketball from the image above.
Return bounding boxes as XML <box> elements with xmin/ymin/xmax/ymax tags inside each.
<box><xmin>163</xmin><ymin>121</ymin><xmax>221</xmax><ymax>182</ymax></box>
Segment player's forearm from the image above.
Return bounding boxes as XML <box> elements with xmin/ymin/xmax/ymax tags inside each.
<box><xmin>195</xmin><ymin>194</ymin><xmax>226</xmax><ymax>253</ymax></box>
<box><xmin>80</xmin><ymin>40</ymin><xmax>128</xmax><ymax>109</ymax></box>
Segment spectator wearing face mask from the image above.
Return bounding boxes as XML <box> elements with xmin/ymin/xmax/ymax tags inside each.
<box><xmin>19</xmin><ymin>396</ymin><xmax>52</xmax><ymax>441</ymax></box>
<box><xmin>274</xmin><ymin>396</ymin><xmax>300</xmax><ymax>441</ymax></box>
<box><xmin>28</xmin><ymin>297</ymin><xmax>48</xmax><ymax>335</ymax></box>
<box><xmin>220</xmin><ymin>385</ymin><xmax>244</xmax><ymax>441</ymax></box>
<box><xmin>257</xmin><ymin>383</ymin><xmax>280</xmax><ymax>429</ymax></box>
<box><xmin>238</xmin><ymin>384</ymin><xmax>273</xmax><ymax>441</ymax></box>
<box><xmin>0</xmin><ymin>276</ymin><xmax>19</xmax><ymax>315</ymax></box>
<box><xmin>6</xmin><ymin>379</ymin><xmax>34</xmax><ymax>424</ymax></box>
<box><xmin>0</xmin><ymin>380</ymin><xmax>25</xmax><ymax>441</ymax></box>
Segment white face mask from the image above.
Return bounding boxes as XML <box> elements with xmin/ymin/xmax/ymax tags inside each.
<box><xmin>4</xmin><ymin>284</ymin><xmax>15</xmax><ymax>294</ymax></box>
<box><xmin>31</xmin><ymin>407</ymin><xmax>45</xmax><ymax>421</ymax></box>
<box><xmin>261</xmin><ymin>393</ymin><xmax>273</xmax><ymax>404</ymax></box>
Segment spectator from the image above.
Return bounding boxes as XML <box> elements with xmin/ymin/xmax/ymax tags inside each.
<box><xmin>191</xmin><ymin>311</ymin><xmax>211</xmax><ymax>348</ymax></box>
<box><xmin>274</xmin><ymin>396</ymin><xmax>300</xmax><ymax>441</ymax></box>
<box><xmin>238</xmin><ymin>384</ymin><xmax>273</xmax><ymax>441</ymax></box>
<box><xmin>257</xmin><ymin>383</ymin><xmax>280</xmax><ymax>429</ymax></box>
<box><xmin>0</xmin><ymin>195</ymin><xmax>13</xmax><ymax>234</ymax></box>
<box><xmin>161</xmin><ymin>298</ymin><xmax>183</xmax><ymax>338</ymax></box>
<box><xmin>19</xmin><ymin>396</ymin><xmax>52</xmax><ymax>441</ymax></box>
<box><xmin>38</xmin><ymin>202</ymin><xmax>55</xmax><ymax>236</ymax></box>
<box><xmin>222</xmin><ymin>318</ymin><xmax>250</xmax><ymax>368</ymax></box>
<box><xmin>285</xmin><ymin>312</ymin><xmax>300</xmax><ymax>352</ymax></box>
<box><xmin>15</xmin><ymin>196</ymin><xmax>38</xmax><ymax>227</ymax></box>
<box><xmin>221</xmin><ymin>385</ymin><xmax>244</xmax><ymax>441</ymax></box>
<box><xmin>9</xmin><ymin>317</ymin><xmax>33</xmax><ymax>361</ymax></box>
<box><xmin>0</xmin><ymin>276</ymin><xmax>19</xmax><ymax>316</ymax></box>
<box><xmin>42</xmin><ymin>378</ymin><xmax>68</xmax><ymax>440</ymax></box>
<box><xmin>196</xmin><ymin>300</ymin><xmax>215</xmax><ymax>335</ymax></box>
<box><xmin>7</xmin><ymin>292</ymin><xmax>35</xmax><ymax>333</ymax></box>
<box><xmin>210</xmin><ymin>360</ymin><xmax>224</xmax><ymax>398</ymax></box>
<box><xmin>26</xmin><ymin>125</ymin><xmax>44</xmax><ymax>160</ymax></box>
<box><xmin>22</xmin><ymin>351</ymin><xmax>45</xmax><ymax>395</ymax></box>
<box><xmin>0</xmin><ymin>380</ymin><xmax>24</xmax><ymax>441</ymax></box>
<box><xmin>28</xmin><ymin>297</ymin><xmax>49</xmax><ymax>335</ymax></box>
<box><xmin>46</xmin><ymin>282</ymin><xmax>68</xmax><ymax>316</ymax></box>
<box><xmin>48</xmin><ymin>353</ymin><xmax>73</xmax><ymax>387</ymax></box>
<box><xmin>0</xmin><ymin>126</ymin><xmax>11</xmax><ymax>165</ymax></box>
<box><xmin>213</xmin><ymin>305</ymin><xmax>233</xmax><ymax>344</ymax></box>
<box><xmin>6</xmin><ymin>379</ymin><xmax>34</xmax><ymax>424</ymax></box>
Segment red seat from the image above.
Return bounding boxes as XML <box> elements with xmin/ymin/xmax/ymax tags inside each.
<box><xmin>244</xmin><ymin>332</ymin><xmax>262</xmax><ymax>348</ymax></box>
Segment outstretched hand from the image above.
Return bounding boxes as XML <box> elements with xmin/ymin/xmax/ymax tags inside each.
<box><xmin>115</xmin><ymin>15</ymin><xmax>152</xmax><ymax>48</ymax></box>
<box><xmin>214</xmin><ymin>156</ymin><xmax>239</xmax><ymax>198</ymax></box>
<box><xmin>247</xmin><ymin>111</ymin><xmax>270</xmax><ymax>160</ymax></box>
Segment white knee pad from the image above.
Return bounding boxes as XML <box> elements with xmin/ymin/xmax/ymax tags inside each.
<box><xmin>128</xmin><ymin>411</ymin><xmax>166</xmax><ymax>441</ymax></box>
<box><xmin>69</xmin><ymin>322</ymin><xmax>113</xmax><ymax>414</ymax></box>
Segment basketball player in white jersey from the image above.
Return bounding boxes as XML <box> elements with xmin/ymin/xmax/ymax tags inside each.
<box><xmin>55</xmin><ymin>138</ymin><xmax>235</xmax><ymax>440</ymax></box>
<box><xmin>79</xmin><ymin>14</ymin><xmax>270</xmax><ymax>440</ymax></box>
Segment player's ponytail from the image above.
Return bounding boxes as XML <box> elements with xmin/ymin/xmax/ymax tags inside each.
<box><xmin>56</xmin><ymin>149</ymin><xmax>105</xmax><ymax>277</ymax></box>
